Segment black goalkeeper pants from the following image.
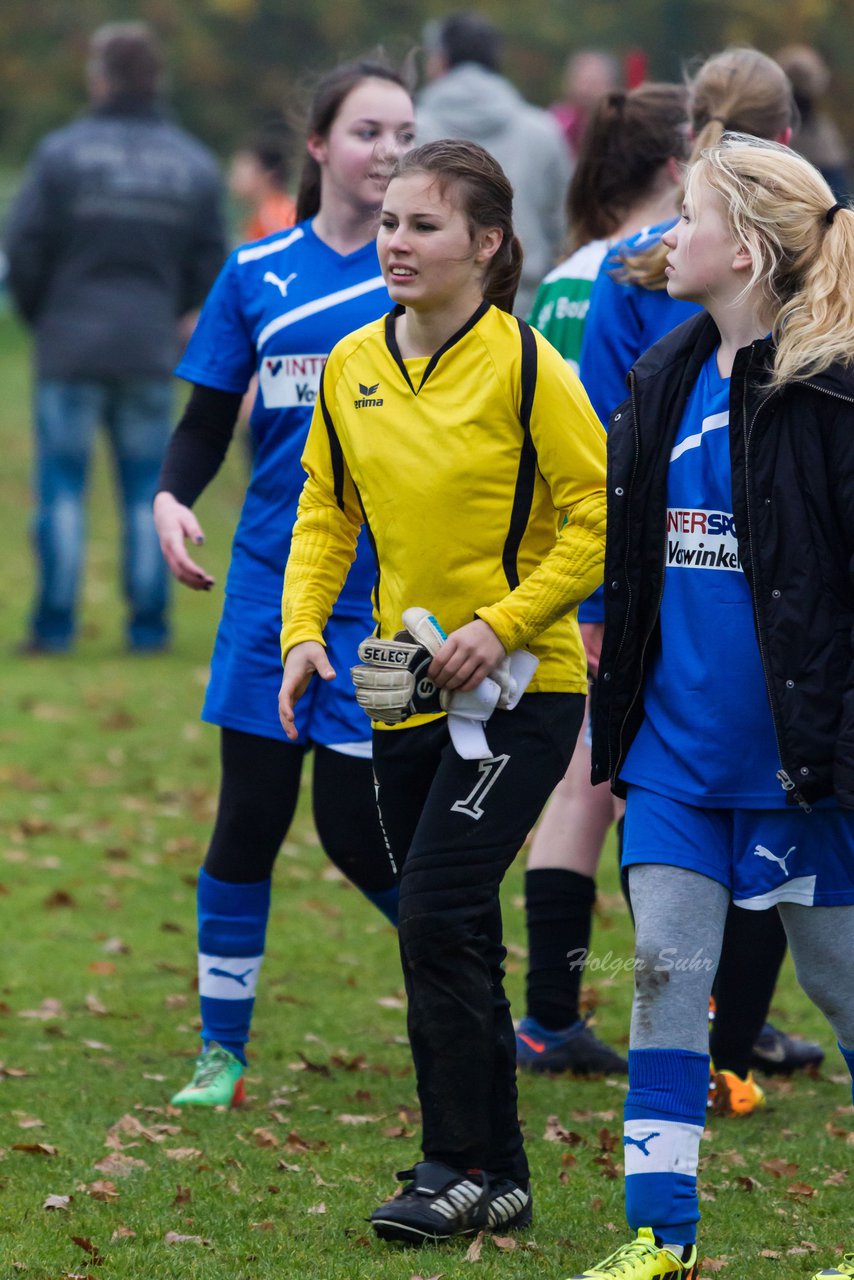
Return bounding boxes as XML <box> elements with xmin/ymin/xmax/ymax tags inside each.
<box><xmin>372</xmin><ymin>692</ymin><xmax>583</xmax><ymax>1184</ymax></box>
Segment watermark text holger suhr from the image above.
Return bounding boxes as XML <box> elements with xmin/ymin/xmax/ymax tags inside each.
<box><xmin>565</xmin><ymin>948</ymin><xmax>716</xmax><ymax>976</ymax></box>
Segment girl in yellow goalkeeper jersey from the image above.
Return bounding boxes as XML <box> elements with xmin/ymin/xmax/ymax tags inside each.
<box><xmin>278</xmin><ymin>139</ymin><xmax>607</xmax><ymax>1245</ymax></box>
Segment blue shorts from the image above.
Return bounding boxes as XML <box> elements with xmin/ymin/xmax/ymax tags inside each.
<box><xmin>202</xmin><ymin>592</ymin><xmax>372</xmax><ymax>750</ymax></box>
<box><xmin>623</xmin><ymin>785</ymin><xmax>854</xmax><ymax>908</ymax></box>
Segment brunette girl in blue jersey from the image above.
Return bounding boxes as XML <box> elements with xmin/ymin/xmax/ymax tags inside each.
<box><xmin>579</xmin><ymin>136</ymin><xmax>854</xmax><ymax>1280</ymax></box>
<box><xmin>153</xmin><ymin>60</ymin><xmax>415</xmax><ymax>1108</ymax></box>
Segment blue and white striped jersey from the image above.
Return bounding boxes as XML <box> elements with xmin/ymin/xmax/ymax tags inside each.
<box><xmin>177</xmin><ymin>219</ymin><xmax>391</xmax><ymax>611</ymax></box>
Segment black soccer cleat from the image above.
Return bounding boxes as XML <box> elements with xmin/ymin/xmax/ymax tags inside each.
<box><xmin>749</xmin><ymin>1021</ymin><xmax>825</xmax><ymax>1076</ymax></box>
<box><xmin>370</xmin><ymin>1161</ymin><xmax>490</xmax><ymax>1244</ymax></box>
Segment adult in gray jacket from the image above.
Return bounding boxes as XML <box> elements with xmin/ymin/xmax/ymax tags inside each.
<box><xmin>6</xmin><ymin>22</ymin><xmax>226</xmax><ymax>653</ymax></box>
<box><xmin>417</xmin><ymin>12</ymin><xmax>571</xmax><ymax>317</ymax></box>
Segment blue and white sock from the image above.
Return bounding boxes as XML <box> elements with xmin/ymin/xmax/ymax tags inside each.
<box><xmin>624</xmin><ymin>1048</ymin><xmax>709</xmax><ymax>1247</ymax></box>
<box><xmin>360</xmin><ymin>883</ymin><xmax>399</xmax><ymax>925</ymax></box>
<box><xmin>197</xmin><ymin>868</ymin><xmax>270</xmax><ymax>1066</ymax></box>
<box><xmin>840</xmin><ymin>1042</ymin><xmax>854</xmax><ymax>1105</ymax></box>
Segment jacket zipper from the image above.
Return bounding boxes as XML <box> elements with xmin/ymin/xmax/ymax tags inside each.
<box><xmin>744</xmin><ymin>370</ymin><xmax>854</xmax><ymax>811</ymax></box>
<box><xmin>610</xmin><ymin>372</ymin><xmax>666</xmax><ymax>781</ymax></box>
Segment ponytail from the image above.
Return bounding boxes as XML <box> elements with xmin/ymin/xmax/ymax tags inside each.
<box><xmin>484</xmin><ymin>233</ymin><xmax>524</xmax><ymax>313</ymax></box>
<box><xmin>621</xmin><ymin>48</ymin><xmax>793</xmax><ymax>289</ymax></box>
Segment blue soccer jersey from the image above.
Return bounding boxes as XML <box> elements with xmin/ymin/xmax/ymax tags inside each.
<box><xmin>177</xmin><ymin>220</ymin><xmax>391</xmax><ymax>614</ymax></box>
<box><xmin>621</xmin><ymin>348</ymin><xmax>785</xmax><ymax>806</ymax></box>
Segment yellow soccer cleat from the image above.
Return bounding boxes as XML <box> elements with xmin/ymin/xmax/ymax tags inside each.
<box><xmin>710</xmin><ymin>1068</ymin><xmax>766</xmax><ymax>1117</ymax></box>
<box><xmin>569</xmin><ymin>1227</ymin><xmax>698</xmax><ymax>1279</ymax></box>
<box><xmin>812</xmin><ymin>1256</ymin><xmax>854</xmax><ymax>1278</ymax></box>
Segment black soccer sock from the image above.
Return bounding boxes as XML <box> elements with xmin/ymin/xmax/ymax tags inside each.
<box><xmin>524</xmin><ymin>867</ymin><xmax>596</xmax><ymax>1030</ymax></box>
<box><xmin>710</xmin><ymin>902</ymin><xmax>787</xmax><ymax>1077</ymax></box>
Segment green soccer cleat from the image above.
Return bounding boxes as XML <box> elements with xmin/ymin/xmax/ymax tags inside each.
<box><xmin>171</xmin><ymin>1043</ymin><xmax>245</xmax><ymax>1108</ymax></box>
<box><xmin>812</xmin><ymin>1256</ymin><xmax>854</xmax><ymax>1278</ymax></box>
<box><xmin>568</xmin><ymin>1228</ymin><xmax>698</xmax><ymax>1279</ymax></box>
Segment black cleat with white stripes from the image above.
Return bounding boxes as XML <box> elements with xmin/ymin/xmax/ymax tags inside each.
<box><xmin>370</xmin><ymin>1161</ymin><xmax>532</xmax><ymax>1245</ymax></box>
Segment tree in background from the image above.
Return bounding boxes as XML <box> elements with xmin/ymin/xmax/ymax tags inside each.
<box><xmin>0</xmin><ymin>0</ymin><xmax>851</xmax><ymax>166</ymax></box>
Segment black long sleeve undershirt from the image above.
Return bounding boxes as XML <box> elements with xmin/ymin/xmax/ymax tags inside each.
<box><xmin>157</xmin><ymin>383</ymin><xmax>244</xmax><ymax>507</ymax></box>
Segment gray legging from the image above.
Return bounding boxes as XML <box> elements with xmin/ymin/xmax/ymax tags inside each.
<box><xmin>629</xmin><ymin>864</ymin><xmax>854</xmax><ymax>1053</ymax></box>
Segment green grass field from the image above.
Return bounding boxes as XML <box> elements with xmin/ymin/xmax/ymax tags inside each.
<box><xmin>0</xmin><ymin>311</ymin><xmax>851</xmax><ymax>1278</ymax></box>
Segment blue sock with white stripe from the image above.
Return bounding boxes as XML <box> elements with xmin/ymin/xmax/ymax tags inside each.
<box><xmin>624</xmin><ymin>1048</ymin><xmax>709</xmax><ymax>1246</ymax></box>
<box><xmin>840</xmin><ymin>1043</ymin><xmax>854</xmax><ymax>1105</ymax></box>
<box><xmin>197</xmin><ymin>868</ymin><xmax>270</xmax><ymax>1066</ymax></box>
<box><xmin>360</xmin><ymin>883</ymin><xmax>399</xmax><ymax>925</ymax></box>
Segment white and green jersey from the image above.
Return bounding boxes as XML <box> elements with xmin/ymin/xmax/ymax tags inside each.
<box><xmin>528</xmin><ymin>238</ymin><xmax>610</xmax><ymax>373</ymax></box>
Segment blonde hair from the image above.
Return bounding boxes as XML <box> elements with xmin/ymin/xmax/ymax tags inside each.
<box><xmin>622</xmin><ymin>48</ymin><xmax>793</xmax><ymax>288</ymax></box>
<box><xmin>688</xmin><ymin>135</ymin><xmax>854</xmax><ymax>387</ymax></box>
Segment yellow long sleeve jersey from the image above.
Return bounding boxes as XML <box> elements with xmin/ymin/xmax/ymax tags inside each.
<box><xmin>281</xmin><ymin>302</ymin><xmax>607</xmax><ymax>700</ymax></box>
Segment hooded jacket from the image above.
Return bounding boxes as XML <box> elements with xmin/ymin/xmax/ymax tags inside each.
<box><xmin>417</xmin><ymin>63</ymin><xmax>571</xmax><ymax>317</ymax></box>
<box><xmin>591</xmin><ymin>311</ymin><xmax>854</xmax><ymax>810</ymax></box>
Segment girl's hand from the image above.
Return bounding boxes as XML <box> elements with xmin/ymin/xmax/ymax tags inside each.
<box><xmin>153</xmin><ymin>491</ymin><xmax>214</xmax><ymax>590</ymax></box>
<box><xmin>428</xmin><ymin>619</ymin><xmax>506</xmax><ymax>693</ymax></box>
<box><xmin>278</xmin><ymin>641</ymin><xmax>335</xmax><ymax>740</ymax></box>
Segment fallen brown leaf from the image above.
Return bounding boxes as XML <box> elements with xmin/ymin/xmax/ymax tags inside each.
<box><xmin>699</xmin><ymin>1258</ymin><xmax>728</xmax><ymax>1272</ymax></box>
<box><xmin>71</xmin><ymin>1237</ymin><xmax>105</xmax><ymax>1265</ymax></box>
<box><xmin>465</xmin><ymin>1231</ymin><xmax>485</xmax><ymax>1262</ymax></box>
<box><xmin>824</xmin><ymin>1169</ymin><xmax>849</xmax><ymax>1187</ymax></box>
<box><xmin>87</xmin><ymin>962</ymin><xmax>116</xmax><ymax>977</ymax></box>
<box><xmin>543</xmin><ymin>1115</ymin><xmax>585</xmax><ymax>1145</ymax></box>
<box><xmin>43</xmin><ymin>1194</ymin><xmax>72</xmax><ymax>1211</ymax></box>
<box><xmin>93</xmin><ymin>1152</ymin><xmax>147</xmax><ymax>1177</ymax></box>
<box><xmin>786</xmin><ymin>1181</ymin><xmax>817</xmax><ymax>1200</ymax></box>
<box><xmin>87</xmin><ymin>1181</ymin><xmax>119</xmax><ymax>1201</ymax></box>
<box><xmin>597</xmin><ymin>1127</ymin><xmax>619</xmax><ymax>1153</ymax></box>
<box><xmin>307</xmin><ymin>1202</ymin><xmax>327</xmax><ymax>1215</ymax></box>
<box><xmin>174</xmin><ymin>1185</ymin><xmax>191</xmax><ymax>1205</ymax></box>
<box><xmin>761</xmin><ymin>1157</ymin><xmax>799</xmax><ymax>1178</ymax></box>
<box><xmin>85</xmin><ymin>994</ymin><xmax>109</xmax><ymax>1016</ymax></box>
<box><xmin>111</xmin><ymin>1226</ymin><xmax>136</xmax><ymax>1240</ymax></box>
<box><xmin>12</xmin><ymin>1142</ymin><xmax>58</xmax><ymax>1157</ymax></box>
<box><xmin>252</xmin><ymin>1128</ymin><xmax>279</xmax><ymax>1149</ymax></box>
<box><xmin>44</xmin><ymin>890</ymin><xmax>77</xmax><ymax>909</ymax></box>
<box><xmin>163</xmin><ymin>1148</ymin><xmax>202</xmax><ymax>1161</ymax></box>
<box><xmin>250</xmin><ymin>1220</ymin><xmax>275</xmax><ymax>1230</ymax></box>
<box><xmin>164</xmin><ymin>1231</ymin><xmax>211</xmax><ymax>1246</ymax></box>
<box><xmin>734</xmin><ymin>1175</ymin><xmax>760</xmax><ymax>1192</ymax></box>
<box><xmin>336</xmin><ymin>1113</ymin><xmax>377</xmax><ymax>1125</ymax></box>
<box><xmin>759</xmin><ymin>1250</ymin><xmax>781</xmax><ymax>1259</ymax></box>
<box><xmin>492</xmin><ymin>1235</ymin><xmax>517</xmax><ymax>1250</ymax></box>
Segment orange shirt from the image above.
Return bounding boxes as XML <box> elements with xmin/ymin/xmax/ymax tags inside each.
<box><xmin>244</xmin><ymin>192</ymin><xmax>296</xmax><ymax>242</ymax></box>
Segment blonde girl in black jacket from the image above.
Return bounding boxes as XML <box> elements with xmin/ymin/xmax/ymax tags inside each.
<box><xmin>579</xmin><ymin>137</ymin><xmax>854</xmax><ymax>1280</ymax></box>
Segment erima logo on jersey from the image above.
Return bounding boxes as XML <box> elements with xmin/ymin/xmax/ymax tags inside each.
<box><xmin>259</xmin><ymin>353</ymin><xmax>326</xmax><ymax>408</ymax></box>
<box><xmin>666</xmin><ymin>508</ymin><xmax>742</xmax><ymax>572</ymax></box>
<box><xmin>355</xmin><ymin>380</ymin><xmax>383</xmax><ymax>408</ymax></box>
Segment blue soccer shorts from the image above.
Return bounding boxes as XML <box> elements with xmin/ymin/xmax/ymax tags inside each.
<box><xmin>623</xmin><ymin>784</ymin><xmax>854</xmax><ymax>908</ymax></box>
<box><xmin>202</xmin><ymin>591</ymin><xmax>372</xmax><ymax>752</ymax></box>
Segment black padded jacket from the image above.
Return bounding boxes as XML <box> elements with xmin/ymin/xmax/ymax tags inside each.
<box><xmin>591</xmin><ymin>310</ymin><xmax>854</xmax><ymax>811</ymax></box>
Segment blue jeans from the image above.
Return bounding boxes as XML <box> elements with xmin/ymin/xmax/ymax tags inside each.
<box><xmin>30</xmin><ymin>378</ymin><xmax>173</xmax><ymax>650</ymax></box>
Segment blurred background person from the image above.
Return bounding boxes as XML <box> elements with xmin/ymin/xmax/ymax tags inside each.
<box><xmin>776</xmin><ymin>44</ymin><xmax>850</xmax><ymax>199</ymax></box>
<box><xmin>550</xmin><ymin>48</ymin><xmax>621</xmax><ymax>160</ymax></box>
<box><xmin>228</xmin><ymin>131</ymin><xmax>296</xmax><ymax>243</ymax></box>
<box><xmin>417</xmin><ymin>9</ymin><xmax>571</xmax><ymax>316</ymax></box>
<box><xmin>5</xmin><ymin>21</ymin><xmax>226</xmax><ymax>654</ymax></box>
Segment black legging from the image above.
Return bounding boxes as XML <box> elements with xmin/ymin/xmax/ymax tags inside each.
<box><xmin>204</xmin><ymin>727</ymin><xmax>396</xmax><ymax>892</ymax></box>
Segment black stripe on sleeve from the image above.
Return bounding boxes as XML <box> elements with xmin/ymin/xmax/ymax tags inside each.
<box><xmin>318</xmin><ymin>366</ymin><xmax>346</xmax><ymax>512</ymax></box>
<box><xmin>501</xmin><ymin>319</ymin><xmax>539</xmax><ymax>590</ymax></box>
<box><xmin>353</xmin><ymin>484</ymin><xmax>382</xmax><ymax>636</ymax></box>
<box><xmin>157</xmin><ymin>383</ymin><xmax>243</xmax><ymax>508</ymax></box>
